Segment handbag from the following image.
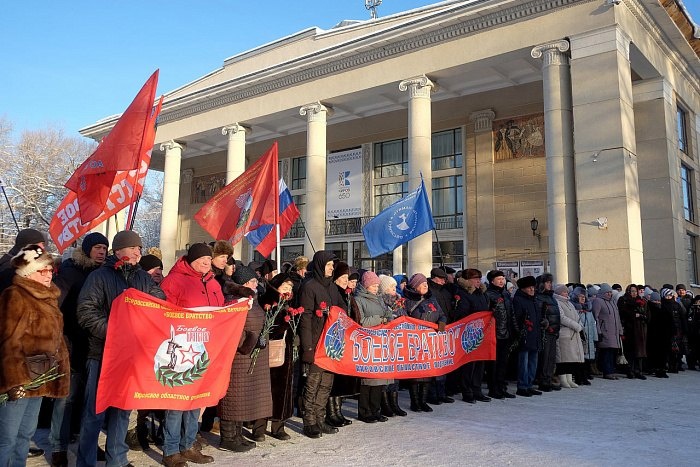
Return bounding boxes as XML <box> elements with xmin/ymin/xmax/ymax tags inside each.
<box><xmin>268</xmin><ymin>330</ymin><xmax>286</xmax><ymax>368</ymax></box>
<box><xmin>616</xmin><ymin>337</ymin><xmax>628</xmax><ymax>366</ymax></box>
<box><xmin>25</xmin><ymin>353</ymin><xmax>58</xmax><ymax>379</ymax></box>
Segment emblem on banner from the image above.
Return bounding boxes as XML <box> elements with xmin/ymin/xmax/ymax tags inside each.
<box><xmin>461</xmin><ymin>319</ymin><xmax>485</xmax><ymax>354</ymax></box>
<box><xmin>235</xmin><ymin>189</ymin><xmax>254</xmax><ymax>229</ymax></box>
<box><xmin>388</xmin><ymin>206</ymin><xmax>417</xmax><ymax>239</ymax></box>
<box><xmin>154</xmin><ymin>325</ymin><xmax>210</xmax><ymax>387</ymax></box>
<box><xmin>324</xmin><ymin>317</ymin><xmax>348</xmax><ymax>361</ymax></box>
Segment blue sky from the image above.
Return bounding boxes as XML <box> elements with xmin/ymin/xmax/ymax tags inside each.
<box><xmin>2</xmin><ymin>0</ymin><xmax>699</xmax><ymax>138</ymax></box>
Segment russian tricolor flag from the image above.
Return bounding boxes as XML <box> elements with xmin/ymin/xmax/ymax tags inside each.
<box><xmin>245</xmin><ymin>178</ymin><xmax>300</xmax><ymax>257</ymax></box>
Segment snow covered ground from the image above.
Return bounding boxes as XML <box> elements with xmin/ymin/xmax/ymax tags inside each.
<box><xmin>28</xmin><ymin>370</ymin><xmax>700</xmax><ymax>466</ymax></box>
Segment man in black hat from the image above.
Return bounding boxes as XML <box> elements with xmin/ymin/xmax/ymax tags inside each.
<box><xmin>512</xmin><ymin>276</ymin><xmax>543</xmax><ymax>397</ymax></box>
<box><xmin>484</xmin><ymin>270</ymin><xmax>516</xmax><ymax>399</ymax></box>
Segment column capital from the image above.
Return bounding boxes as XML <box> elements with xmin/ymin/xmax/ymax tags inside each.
<box><xmin>221</xmin><ymin>123</ymin><xmax>251</xmax><ymax>137</ymax></box>
<box><xmin>469</xmin><ymin>109</ymin><xmax>496</xmax><ymax>133</ymax></box>
<box><xmin>531</xmin><ymin>40</ymin><xmax>570</xmax><ymax>66</ymax></box>
<box><xmin>399</xmin><ymin>75</ymin><xmax>435</xmax><ymax>98</ymax></box>
<box><xmin>160</xmin><ymin>140</ymin><xmax>184</xmax><ymax>152</ymax></box>
<box><xmin>299</xmin><ymin>102</ymin><xmax>333</xmax><ymax>122</ymax></box>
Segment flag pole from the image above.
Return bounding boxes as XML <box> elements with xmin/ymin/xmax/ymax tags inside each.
<box><xmin>127</xmin><ymin>193</ymin><xmax>141</xmax><ymax>230</ymax></box>
<box><xmin>0</xmin><ymin>179</ymin><xmax>20</xmax><ymax>232</ymax></box>
<box><xmin>433</xmin><ymin>227</ymin><xmax>445</xmax><ymax>268</ymax></box>
<box><xmin>298</xmin><ymin>217</ymin><xmax>316</xmax><ymax>254</ymax></box>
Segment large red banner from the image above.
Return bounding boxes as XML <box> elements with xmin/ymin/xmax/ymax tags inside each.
<box><xmin>96</xmin><ymin>289</ymin><xmax>249</xmax><ymax>413</ymax></box>
<box><xmin>314</xmin><ymin>307</ymin><xmax>496</xmax><ymax>379</ymax></box>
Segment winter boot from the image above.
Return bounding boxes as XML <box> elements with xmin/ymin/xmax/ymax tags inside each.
<box><xmin>566</xmin><ymin>374</ymin><xmax>579</xmax><ymax>388</ymax></box>
<box><xmin>219</xmin><ymin>421</ymin><xmax>255</xmax><ymax>452</ymax></box>
<box><xmin>325</xmin><ymin>397</ymin><xmax>344</xmax><ymax>427</ymax></box>
<box><xmin>389</xmin><ymin>390</ymin><xmax>407</xmax><ymax>416</ymax></box>
<box><xmin>336</xmin><ymin>397</ymin><xmax>352</xmax><ymax>426</ymax></box>
<box><xmin>125</xmin><ymin>428</ymin><xmax>144</xmax><ymax>451</ymax></box>
<box><xmin>559</xmin><ymin>374</ymin><xmax>572</xmax><ymax>388</ymax></box>
<box><xmin>418</xmin><ymin>383</ymin><xmax>433</xmax><ymax>412</ymax></box>
<box><xmin>590</xmin><ymin>361</ymin><xmax>602</xmax><ymax>376</ymax></box>
<box><xmin>199</xmin><ymin>406</ymin><xmax>216</xmax><ymax>433</ymax></box>
<box><xmin>380</xmin><ymin>391</ymin><xmax>395</xmax><ymax>417</ymax></box>
<box><xmin>180</xmin><ymin>447</ymin><xmax>214</xmax><ymax>464</ymax></box>
<box><xmin>162</xmin><ymin>453</ymin><xmax>188</xmax><ymax>467</ymax></box>
<box><xmin>409</xmin><ymin>383</ymin><xmax>422</xmax><ymax>412</ymax></box>
<box><xmin>51</xmin><ymin>451</ymin><xmax>68</xmax><ymax>467</ymax></box>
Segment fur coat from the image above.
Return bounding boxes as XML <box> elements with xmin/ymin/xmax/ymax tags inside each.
<box><xmin>0</xmin><ymin>275</ymin><xmax>70</xmax><ymax>398</ymax></box>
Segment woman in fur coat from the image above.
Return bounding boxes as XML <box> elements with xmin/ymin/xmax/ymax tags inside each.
<box><xmin>0</xmin><ymin>245</ymin><xmax>70</xmax><ymax>467</ymax></box>
<box><xmin>553</xmin><ymin>285</ymin><xmax>584</xmax><ymax>388</ymax></box>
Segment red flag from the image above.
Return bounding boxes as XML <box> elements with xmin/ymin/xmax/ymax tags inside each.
<box><xmin>194</xmin><ymin>142</ymin><xmax>279</xmax><ymax>245</ymax></box>
<box><xmin>313</xmin><ymin>307</ymin><xmax>496</xmax><ymax>379</ymax></box>
<box><xmin>96</xmin><ymin>289</ymin><xmax>249</xmax><ymax>413</ymax></box>
<box><xmin>65</xmin><ymin>70</ymin><xmax>159</xmax><ymax>223</ymax></box>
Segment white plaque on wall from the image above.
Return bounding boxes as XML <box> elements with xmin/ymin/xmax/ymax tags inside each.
<box><xmin>326</xmin><ymin>148</ymin><xmax>363</xmax><ymax>219</ymax></box>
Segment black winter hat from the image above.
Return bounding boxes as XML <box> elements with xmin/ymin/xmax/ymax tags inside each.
<box><xmin>430</xmin><ymin>267</ymin><xmax>448</xmax><ymax>279</ymax></box>
<box><xmin>487</xmin><ymin>270</ymin><xmax>505</xmax><ymax>283</ymax></box>
<box><xmin>676</xmin><ymin>283</ymin><xmax>688</xmax><ymax>291</ymax></box>
<box><xmin>269</xmin><ymin>272</ymin><xmax>292</xmax><ymax>290</ymax></box>
<box><xmin>112</xmin><ymin>230</ymin><xmax>142</xmax><ymax>251</ymax></box>
<box><xmin>82</xmin><ymin>232</ymin><xmax>109</xmax><ymax>256</ymax></box>
<box><xmin>333</xmin><ymin>261</ymin><xmax>350</xmax><ymax>281</ymax></box>
<box><xmin>139</xmin><ymin>254</ymin><xmax>163</xmax><ymax>271</ymax></box>
<box><xmin>15</xmin><ymin>228</ymin><xmax>46</xmax><ymax>248</ymax></box>
<box><xmin>517</xmin><ymin>276</ymin><xmax>537</xmax><ymax>289</ymax></box>
<box><xmin>233</xmin><ymin>265</ymin><xmax>257</xmax><ymax>285</ymax></box>
<box><xmin>186</xmin><ymin>243</ymin><xmax>212</xmax><ymax>264</ymax></box>
<box><xmin>257</xmin><ymin>259</ymin><xmax>276</xmax><ymax>277</ymax></box>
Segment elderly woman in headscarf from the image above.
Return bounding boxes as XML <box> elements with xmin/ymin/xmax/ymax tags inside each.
<box><xmin>570</xmin><ymin>286</ymin><xmax>598</xmax><ymax>382</ymax></box>
<box><xmin>0</xmin><ymin>245</ymin><xmax>70</xmax><ymax>467</ymax></box>
<box><xmin>377</xmin><ymin>274</ymin><xmax>407</xmax><ymax>417</ymax></box>
<box><xmin>591</xmin><ymin>283</ymin><xmax>623</xmax><ymax>379</ymax></box>
<box><xmin>553</xmin><ymin>285</ymin><xmax>584</xmax><ymax>388</ymax></box>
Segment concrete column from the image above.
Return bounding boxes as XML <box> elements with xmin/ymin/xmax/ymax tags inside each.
<box><xmin>570</xmin><ymin>27</ymin><xmax>643</xmax><ymax>284</ymax></box>
<box><xmin>159</xmin><ymin>140</ymin><xmax>184</xmax><ymax>273</ymax></box>
<box><xmin>531</xmin><ymin>39</ymin><xmax>578</xmax><ymax>283</ymax></box>
<box><xmin>299</xmin><ymin>102</ymin><xmax>332</xmax><ymax>256</ymax></box>
<box><xmin>222</xmin><ymin>123</ymin><xmax>251</xmax><ymax>260</ymax></box>
<box><xmin>400</xmin><ymin>75</ymin><xmax>435</xmax><ymax>275</ymax></box>
<box><xmin>633</xmin><ymin>78</ymin><xmax>686</xmax><ymax>285</ymax></box>
<box><xmin>469</xmin><ymin>109</ymin><xmax>496</xmax><ymax>272</ymax></box>
<box><xmin>393</xmin><ymin>247</ymin><xmax>403</xmax><ymax>275</ymax></box>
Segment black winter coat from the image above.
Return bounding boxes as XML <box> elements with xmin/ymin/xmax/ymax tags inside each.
<box><xmin>299</xmin><ymin>251</ymin><xmax>344</xmax><ymax>365</ymax></box>
<box><xmin>428</xmin><ymin>279</ymin><xmax>454</xmax><ymax>321</ymax></box>
<box><xmin>485</xmin><ymin>283</ymin><xmax>513</xmax><ymax>340</ymax></box>
<box><xmin>404</xmin><ymin>286</ymin><xmax>446</xmax><ymax>324</ymax></box>
<box><xmin>77</xmin><ymin>255</ymin><xmax>165</xmax><ymax>361</ymax></box>
<box><xmin>53</xmin><ymin>249</ymin><xmax>101</xmax><ymax>370</ymax></box>
<box><xmin>512</xmin><ymin>289</ymin><xmax>542</xmax><ymax>352</ymax></box>
<box><xmin>453</xmin><ymin>278</ymin><xmax>488</xmax><ymax>321</ymax></box>
<box><xmin>536</xmin><ymin>290</ymin><xmax>561</xmax><ymax>337</ymax></box>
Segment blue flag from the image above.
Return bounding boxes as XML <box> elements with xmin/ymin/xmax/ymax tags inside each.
<box><xmin>362</xmin><ymin>179</ymin><xmax>435</xmax><ymax>257</ymax></box>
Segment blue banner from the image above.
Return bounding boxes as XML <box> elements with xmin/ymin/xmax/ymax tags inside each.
<box><xmin>362</xmin><ymin>179</ymin><xmax>435</xmax><ymax>257</ymax></box>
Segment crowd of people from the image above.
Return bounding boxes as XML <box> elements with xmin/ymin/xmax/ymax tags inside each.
<box><xmin>0</xmin><ymin>228</ymin><xmax>698</xmax><ymax>467</ymax></box>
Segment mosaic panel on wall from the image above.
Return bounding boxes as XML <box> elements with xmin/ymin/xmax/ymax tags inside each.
<box><xmin>191</xmin><ymin>172</ymin><xmax>227</xmax><ymax>204</ymax></box>
<box><xmin>492</xmin><ymin>113</ymin><xmax>545</xmax><ymax>161</ymax></box>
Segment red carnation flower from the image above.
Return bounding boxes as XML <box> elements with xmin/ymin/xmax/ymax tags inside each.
<box><xmin>320</xmin><ymin>301</ymin><xmax>328</xmax><ymax>310</ymax></box>
<box><xmin>454</xmin><ymin>295</ymin><xmax>460</xmax><ymax>301</ymax></box>
<box><xmin>284</xmin><ymin>315</ymin><xmax>291</xmax><ymax>323</ymax></box>
<box><xmin>345</xmin><ymin>288</ymin><xmax>352</xmax><ymax>295</ymax></box>
<box><xmin>264</xmin><ymin>304</ymin><xmax>271</xmax><ymax>311</ymax></box>
<box><xmin>315</xmin><ymin>309</ymin><xmax>323</xmax><ymax>318</ymax></box>
<box><xmin>497</xmin><ymin>298</ymin><xmax>504</xmax><ymax>303</ymax></box>
<box><xmin>428</xmin><ymin>303</ymin><xmax>436</xmax><ymax>312</ymax></box>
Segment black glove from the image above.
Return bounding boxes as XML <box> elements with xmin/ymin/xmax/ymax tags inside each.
<box><xmin>437</xmin><ymin>321</ymin><xmax>446</xmax><ymax>332</ymax></box>
<box><xmin>302</xmin><ymin>348</ymin><xmax>315</xmax><ymax>364</ymax></box>
<box><xmin>238</xmin><ymin>331</ymin><xmax>258</xmax><ymax>355</ymax></box>
<box><xmin>540</xmin><ymin>318</ymin><xmax>549</xmax><ymax>329</ymax></box>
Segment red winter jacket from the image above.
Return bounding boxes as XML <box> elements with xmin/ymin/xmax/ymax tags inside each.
<box><xmin>161</xmin><ymin>256</ymin><xmax>224</xmax><ymax>308</ymax></box>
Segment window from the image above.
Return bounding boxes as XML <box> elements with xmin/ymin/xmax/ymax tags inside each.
<box><xmin>373</xmin><ymin>138</ymin><xmax>408</xmax><ymax>178</ymax></box>
<box><xmin>374</xmin><ymin>181</ymin><xmax>407</xmax><ymax>213</ymax></box>
<box><xmin>291</xmin><ymin>157</ymin><xmax>306</xmax><ymax>190</ymax></box>
<box><xmin>686</xmin><ymin>233</ymin><xmax>698</xmax><ymax>285</ymax></box>
<box><xmin>678</xmin><ymin>106</ymin><xmax>688</xmax><ymax>154</ymax></box>
<box><xmin>432</xmin><ymin>128</ymin><xmax>463</xmax><ymax>170</ymax></box>
<box><xmin>325</xmin><ymin>242</ymin><xmax>349</xmax><ymax>263</ymax></box>
<box><xmin>432</xmin><ymin>241</ymin><xmax>464</xmax><ymax>269</ymax></box>
<box><xmin>432</xmin><ymin>175</ymin><xmax>463</xmax><ymax>217</ymax></box>
<box><xmin>681</xmin><ymin>164</ymin><xmax>694</xmax><ymax>222</ymax></box>
<box><xmin>281</xmin><ymin>245</ymin><xmax>304</xmax><ymax>263</ymax></box>
<box><xmin>352</xmin><ymin>241</ymin><xmax>407</xmax><ymax>274</ymax></box>
<box><xmin>288</xmin><ymin>194</ymin><xmax>306</xmax><ymax>238</ymax></box>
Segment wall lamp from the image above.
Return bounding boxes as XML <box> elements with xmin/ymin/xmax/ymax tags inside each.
<box><xmin>530</xmin><ymin>217</ymin><xmax>541</xmax><ymax>239</ymax></box>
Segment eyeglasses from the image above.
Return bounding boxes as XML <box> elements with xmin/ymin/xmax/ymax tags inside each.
<box><xmin>37</xmin><ymin>268</ymin><xmax>53</xmax><ymax>276</ymax></box>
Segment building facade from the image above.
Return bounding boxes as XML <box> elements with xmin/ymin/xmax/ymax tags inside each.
<box><xmin>81</xmin><ymin>0</ymin><xmax>700</xmax><ymax>287</ymax></box>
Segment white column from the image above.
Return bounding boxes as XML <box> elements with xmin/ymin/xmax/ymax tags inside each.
<box><xmin>393</xmin><ymin>247</ymin><xmax>403</xmax><ymax>275</ymax></box>
<box><xmin>159</xmin><ymin>140</ymin><xmax>183</xmax><ymax>273</ymax></box>
<box><xmin>222</xmin><ymin>123</ymin><xmax>251</xmax><ymax>260</ymax></box>
<box><xmin>531</xmin><ymin>39</ymin><xmax>578</xmax><ymax>283</ymax></box>
<box><xmin>300</xmin><ymin>102</ymin><xmax>332</xmax><ymax>256</ymax></box>
<box><xmin>399</xmin><ymin>75</ymin><xmax>435</xmax><ymax>275</ymax></box>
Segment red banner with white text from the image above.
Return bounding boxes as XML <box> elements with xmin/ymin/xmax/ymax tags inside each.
<box><xmin>96</xmin><ymin>289</ymin><xmax>249</xmax><ymax>413</ymax></box>
<box><xmin>314</xmin><ymin>307</ymin><xmax>496</xmax><ymax>379</ymax></box>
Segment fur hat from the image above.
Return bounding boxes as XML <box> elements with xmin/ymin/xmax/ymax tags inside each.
<box><xmin>269</xmin><ymin>272</ymin><xmax>292</xmax><ymax>290</ymax></box>
<box><xmin>112</xmin><ymin>230</ymin><xmax>142</xmax><ymax>252</ymax></box>
<box><xmin>462</xmin><ymin>268</ymin><xmax>482</xmax><ymax>280</ymax></box>
<box><xmin>362</xmin><ymin>271</ymin><xmax>381</xmax><ymax>288</ymax></box>
<box><xmin>15</xmin><ymin>228</ymin><xmax>46</xmax><ymax>248</ymax></box>
<box><xmin>212</xmin><ymin>240</ymin><xmax>234</xmax><ymax>258</ymax></box>
<box><xmin>11</xmin><ymin>245</ymin><xmax>53</xmax><ymax>277</ymax></box>
<box><xmin>408</xmin><ymin>273</ymin><xmax>428</xmax><ymax>290</ymax></box>
<box><xmin>293</xmin><ymin>256</ymin><xmax>310</xmax><ymax>272</ymax></box>
<box><xmin>379</xmin><ymin>274</ymin><xmax>397</xmax><ymax>293</ymax></box>
<box><xmin>257</xmin><ymin>260</ymin><xmax>276</xmax><ymax>277</ymax></box>
<box><xmin>517</xmin><ymin>276</ymin><xmax>537</xmax><ymax>289</ymax></box>
<box><xmin>233</xmin><ymin>265</ymin><xmax>257</xmax><ymax>286</ymax></box>
<box><xmin>486</xmin><ymin>270</ymin><xmax>505</xmax><ymax>283</ymax></box>
<box><xmin>139</xmin><ymin>254</ymin><xmax>163</xmax><ymax>271</ymax></box>
<box><xmin>186</xmin><ymin>243</ymin><xmax>212</xmax><ymax>264</ymax></box>
<box><xmin>81</xmin><ymin>232</ymin><xmax>109</xmax><ymax>256</ymax></box>
<box><xmin>554</xmin><ymin>284</ymin><xmax>569</xmax><ymax>295</ymax></box>
<box><xmin>598</xmin><ymin>283</ymin><xmax>613</xmax><ymax>294</ymax></box>
<box><xmin>333</xmin><ymin>261</ymin><xmax>350</xmax><ymax>281</ymax></box>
